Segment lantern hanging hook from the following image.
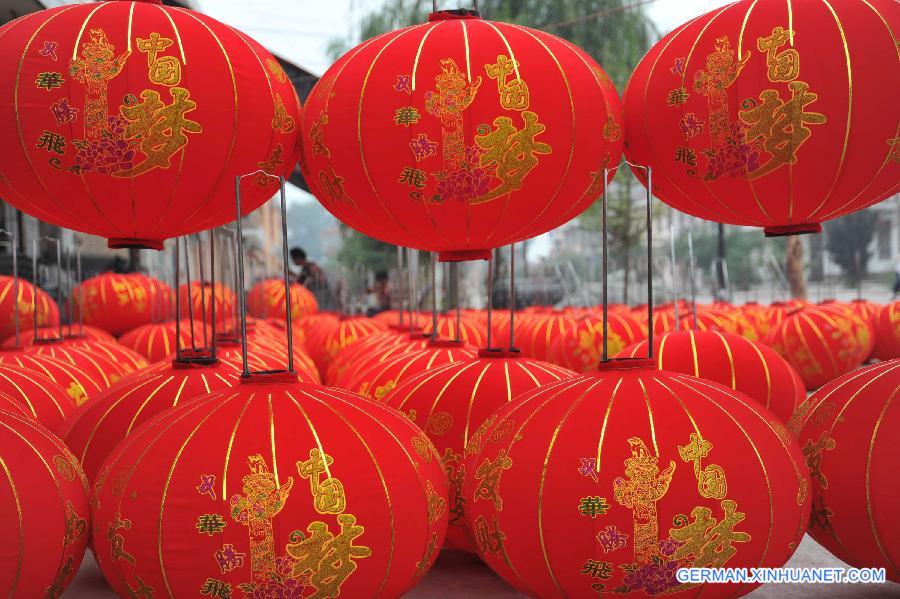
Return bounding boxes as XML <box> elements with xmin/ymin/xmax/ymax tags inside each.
<box><xmin>31</xmin><ymin>235</ymin><xmax>64</xmax><ymax>344</ymax></box>
<box><xmin>0</xmin><ymin>230</ymin><xmax>19</xmax><ymax>347</ymax></box>
<box><xmin>669</xmin><ymin>217</ymin><xmax>680</xmax><ymax>330</ymax></box>
<box><xmin>687</xmin><ymin>231</ymin><xmax>699</xmax><ymax>329</ymax></box>
<box><xmin>600</xmin><ymin>160</ymin><xmax>653</xmax><ymax>362</ymax></box>
<box><xmin>234</xmin><ymin>170</ymin><xmax>293</xmax><ymax>379</ymax></box>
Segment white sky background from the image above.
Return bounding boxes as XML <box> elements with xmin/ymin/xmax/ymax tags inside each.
<box><xmin>194</xmin><ymin>0</ymin><xmax>733</xmax><ymax>254</ymax></box>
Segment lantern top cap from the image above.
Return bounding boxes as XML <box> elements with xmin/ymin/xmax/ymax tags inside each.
<box><xmin>595</xmin><ymin>357</ymin><xmax>656</xmax><ymax>372</ymax></box>
<box><xmin>240</xmin><ymin>371</ymin><xmax>298</xmax><ymax>385</ymax></box>
<box><xmin>428</xmin><ymin>9</ymin><xmax>481</xmax><ymax>22</ymax></box>
<box><xmin>477</xmin><ymin>347</ymin><xmax>521</xmax><ymax>359</ymax></box>
<box><xmin>427</xmin><ymin>338</ymin><xmax>468</xmax><ymax>348</ymax></box>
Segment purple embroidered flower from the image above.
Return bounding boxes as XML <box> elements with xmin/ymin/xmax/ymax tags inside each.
<box><xmin>73</xmin><ymin>116</ymin><xmax>136</xmax><ymax>175</ymax></box>
<box><xmin>622</xmin><ymin>560</ymin><xmax>680</xmax><ymax>596</ymax></box>
<box><xmin>705</xmin><ymin>123</ymin><xmax>760</xmax><ymax>179</ymax></box>
<box><xmin>658</xmin><ymin>537</ymin><xmax>684</xmax><ymax>558</ymax></box>
<box><xmin>248</xmin><ymin>578</ymin><xmax>305</xmax><ymax>599</ymax></box>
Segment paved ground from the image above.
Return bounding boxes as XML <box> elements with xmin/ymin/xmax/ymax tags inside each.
<box><xmin>67</xmin><ymin>534</ymin><xmax>898</xmax><ymax>597</ymax></box>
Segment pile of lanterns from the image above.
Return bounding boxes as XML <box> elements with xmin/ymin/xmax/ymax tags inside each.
<box><xmin>0</xmin><ymin>0</ymin><xmax>896</xmax><ymax>597</ymax></box>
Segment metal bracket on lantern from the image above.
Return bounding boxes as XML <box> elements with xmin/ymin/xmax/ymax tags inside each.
<box><xmin>0</xmin><ymin>230</ymin><xmax>20</xmax><ymax>347</ymax></box>
<box><xmin>172</xmin><ymin>233</ymin><xmax>219</xmax><ymax>366</ymax></box>
<box><xmin>63</xmin><ymin>247</ymin><xmax>84</xmax><ymax>338</ymax></box>
<box><xmin>481</xmin><ymin>243</ymin><xmax>521</xmax><ymax>356</ymax></box>
<box><xmin>600</xmin><ymin>161</ymin><xmax>655</xmax><ymax>364</ymax></box>
<box><xmin>31</xmin><ymin>236</ymin><xmax>64</xmax><ymax>345</ymax></box>
<box><xmin>234</xmin><ymin>171</ymin><xmax>295</xmax><ymax>380</ymax></box>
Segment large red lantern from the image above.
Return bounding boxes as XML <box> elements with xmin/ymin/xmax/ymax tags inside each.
<box><xmin>247</xmin><ymin>278</ymin><xmax>318</xmax><ymax>320</ymax></box>
<box><xmin>764</xmin><ymin>306</ymin><xmax>870</xmax><ymax>389</ymax></box>
<box><xmin>301</xmin><ymin>9</ymin><xmax>624</xmax><ymax>260</ymax></box>
<box><xmin>92</xmin><ymin>377</ymin><xmax>448</xmax><ymax>598</ymax></box>
<box><xmin>73</xmin><ymin>272</ymin><xmax>152</xmax><ymax>335</ymax></box>
<box><xmin>308</xmin><ymin>316</ymin><xmax>386</xmax><ymax>374</ymax></box>
<box><xmin>463</xmin><ymin>361</ymin><xmax>810</xmax><ymax>597</ymax></box>
<box><xmin>548</xmin><ymin>312</ymin><xmax>646</xmax><ymax>372</ymax></box>
<box><xmin>383</xmin><ymin>351</ymin><xmax>574</xmax><ymax>551</ymax></box>
<box><xmin>871</xmin><ymin>300</ymin><xmax>900</xmax><ymax>360</ymax></box>
<box><xmin>515</xmin><ymin>311</ymin><xmax>578</xmax><ymax>361</ymax></box>
<box><xmin>790</xmin><ymin>360</ymin><xmax>900</xmax><ymax>581</ymax></box>
<box><xmin>0</xmin><ymin>275</ymin><xmax>59</xmax><ymax>342</ymax></box>
<box><xmin>0</xmin><ymin>362</ymin><xmax>76</xmax><ymax>433</ymax></box>
<box><xmin>64</xmin><ymin>357</ymin><xmax>241</xmax><ymax>480</ymax></box>
<box><xmin>343</xmin><ymin>341</ymin><xmax>478</xmax><ymax>399</ymax></box>
<box><xmin>0</xmin><ymin>351</ymin><xmax>104</xmax><ymax>407</ymax></box>
<box><xmin>329</xmin><ymin>331</ymin><xmax>435</xmax><ymax>388</ymax></box>
<box><xmin>0</xmin><ymin>409</ymin><xmax>90</xmax><ymax>598</ymax></box>
<box><xmin>23</xmin><ymin>340</ymin><xmax>131</xmax><ymax>387</ymax></box>
<box><xmin>619</xmin><ymin>329</ymin><xmax>804</xmax><ymax>423</ymax></box>
<box><xmin>0</xmin><ymin>0</ymin><xmax>300</xmax><ymax>249</ymax></box>
<box><xmin>118</xmin><ymin>321</ymin><xmax>208</xmax><ymax>363</ymax></box>
<box><xmin>624</xmin><ymin>0</ymin><xmax>899</xmax><ymax>235</ymax></box>
<box><xmin>325</xmin><ymin>329</ymin><xmax>407</xmax><ymax>385</ymax></box>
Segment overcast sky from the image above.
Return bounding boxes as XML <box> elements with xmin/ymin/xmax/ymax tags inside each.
<box><xmin>196</xmin><ymin>0</ymin><xmax>733</xmax><ymax>76</ymax></box>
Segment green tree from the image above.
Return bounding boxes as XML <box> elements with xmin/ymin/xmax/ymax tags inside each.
<box><xmin>335</xmin><ymin>225</ymin><xmax>397</xmax><ymax>273</ymax></box>
<box><xmin>825</xmin><ymin>210</ymin><xmax>878</xmax><ymax>286</ymax></box>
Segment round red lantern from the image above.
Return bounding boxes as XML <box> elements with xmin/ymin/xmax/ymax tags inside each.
<box><xmin>248</xmin><ymin>279</ymin><xmax>318</xmax><ymax>320</ymax></box>
<box><xmin>765</xmin><ymin>306</ymin><xmax>870</xmax><ymax>389</ymax></box>
<box><xmin>679</xmin><ymin>307</ymin><xmax>757</xmax><ymax>340</ymax></box>
<box><xmin>791</xmin><ymin>359</ymin><xmax>900</xmax><ymax>581</ymax></box>
<box><xmin>65</xmin><ymin>357</ymin><xmax>241</xmax><ymax>480</ymax></box>
<box><xmin>871</xmin><ymin>301</ymin><xmax>900</xmax><ymax>360</ymax></box>
<box><xmin>329</xmin><ymin>331</ymin><xmax>435</xmax><ymax>388</ymax></box>
<box><xmin>0</xmin><ymin>409</ymin><xmax>89</xmax><ymax>597</ymax></box>
<box><xmin>515</xmin><ymin>311</ymin><xmax>578</xmax><ymax>361</ymax></box>
<box><xmin>73</xmin><ymin>272</ymin><xmax>152</xmax><ymax>335</ymax></box>
<box><xmin>0</xmin><ymin>0</ymin><xmax>300</xmax><ymax>249</ymax></box>
<box><xmin>421</xmin><ymin>315</ymin><xmax>486</xmax><ymax>346</ymax></box>
<box><xmin>301</xmin><ymin>9</ymin><xmax>624</xmax><ymax>259</ymax></box>
<box><xmin>24</xmin><ymin>340</ymin><xmax>131</xmax><ymax>387</ymax></box>
<box><xmin>383</xmin><ymin>351</ymin><xmax>574</xmax><ymax>551</ymax></box>
<box><xmin>619</xmin><ymin>329</ymin><xmax>804</xmax><ymax>423</ymax></box>
<box><xmin>118</xmin><ymin>321</ymin><xmax>208</xmax><ymax>363</ymax></box>
<box><xmin>548</xmin><ymin>312</ymin><xmax>646</xmax><ymax>372</ymax></box>
<box><xmin>91</xmin><ymin>376</ymin><xmax>448</xmax><ymax>598</ymax></box>
<box><xmin>179</xmin><ymin>282</ymin><xmax>237</xmax><ymax>329</ymax></box>
<box><xmin>463</xmin><ymin>361</ymin><xmax>810</xmax><ymax>597</ymax></box>
<box><xmin>623</xmin><ymin>0</ymin><xmax>900</xmax><ymax>234</ymax></box>
<box><xmin>344</xmin><ymin>341</ymin><xmax>478</xmax><ymax>399</ymax></box>
<box><xmin>309</xmin><ymin>316</ymin><xmax>386</xmax><ymax>374</ymax></box>
<box><xmin>0</xmin><ymin>275</ymin><xmax>59</xmax><ymax>342</ymax></box>
<box><xmin>0</xmin><ymin>351</ymin><xmax>104</xmax><ymax>407</ymax></box>
<box><xmin>325</xmin><ymin>329</ymin><xmax>407</xmax><ymax>385</ymax></box>
<box><xmin>0</xmin><ymin>362</ymin><xmax>76</xmax><ymax>433</ymax></box>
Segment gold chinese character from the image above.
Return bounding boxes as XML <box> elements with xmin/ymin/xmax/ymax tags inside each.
<box><xmin>669</xmin><ymin>499</ymin><xmax>751</xmax><ymax>568</ymax></box>
<box><xmin>272</xmin><ymin>93</ymin><xmax>295</xmax><ymax>133</ymax></box>
<box><xmin>116</xmin><ymin>87</ymin><xmax>201</xmax><ymax>177</ymax></box>
<box><xmin>286</xmin><ymin>514</ymin><xmax>372</xmax><ymax>598</ymax></box>
<box><xmin>136</xmin><ymin>32</ymin><xmax>182</xmax><ymax>86</ymax></box>
<box><xmin>473</xmin><ymin>449</ymin><xmax>513</xmax><ymax>510</ymax></box>
<box><xmin>297</xmin><ymin>448</ymin><xmax>346</xmax><ymax>515</ymax></box>
<box><xmin>739</xmin><ymin>81</ymin><xmax>826</xmax><ymax>179</ymax></box>
<box><xmin>485</xmin><ymin>54</ymin><xmax>530</xmax><ymax>110</ymax></box>
<box><xmin>757</xmin><ymin>26</ymin><xmax>799</xmax><ymax>82</ymax></box>
<box><xmin>474</xmin><ymin>111</ymin><xmax>551</xmax><ymax>204</ymax></box>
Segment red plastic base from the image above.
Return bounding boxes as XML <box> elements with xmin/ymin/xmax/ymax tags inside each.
<box><xmin>429</xmin><ymin>9</ymin><xmax>480</xmax><ymax>21</ymax></box>
<box><xmin>438</xmin><ymin>249</ymin><xmax>493</xmax><ymax>263</ymax></box>
<box><xmin>240</xmin><ymin>371</ymin><xmax>298</xmax><ymax>384</ymax></box>
<box><xmin>596</xmin><ymin>357</ymin><xmax>657</xmax><ymax>372</ymax></box>
<box><xmin>763</xmin><ymin>223</ymin><xmax>822</xmax><ymax>237</ymax></box>
<box><xmin>477</xmin><ymin>348</ymin><xmax>522</xmax><ymax>358</ymax></box>
<box><xmin>108</xmin><ymin>237</ymin><xmax>165</xmax><ymax>250</ymax></box>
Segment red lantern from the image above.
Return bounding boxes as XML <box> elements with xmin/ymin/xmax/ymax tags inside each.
<box><xmin>0</xmin><ymin>0</ymin><xmax>300</xmax><ymax>249</ymax></box>
<box><xmin>344</xmin><ymin>342</ymin><xmax>478</xmax><ymax>399</ymax></box>
<box><xmin>4</xmin><ymin>323</ymin><xmax>115</xmax><ymax>346</ymax></box>
<box><xmin>248</xmin><ymin>279</ymin><xmax>319</xmax><ymax>320</ymax></box>
<box><xmin>65</xmin><ymin>358</ymin><xmax>241</xmax><ymax>481</ymax></box>
<box><xmin>421</xmin><ymin>315</ymin><xmax>486</xmax><ymax>346</ymax></box>
<box><xmin>73</xmin><ymin>272</ymin><xmax>153</xmax><ymax>335</ymax></box>
<box><xmin>765</xmin><ymin>306</ymin><xmax>870</xmax><ymax>389</ymax></box>
<box><xmin>0</xmin><ymin>362</ymin><xmax>76</xmax><ymax>433</ymax></box>
<box><xmin>0</xmin><ymin>409</ymin><xmax>89</xmax><ymax>597</ymax></box>
<box><xmin>118</xmin><ymin>321</ymin><xmax>209</xmax><ymax>363</ymax></box>
<box><xmin>548</xmin><ymin>312</ymin><xmax>646</xmax><ymax>372</ymax></box>
<box><xmin>623</xmin><ymin>0</ymin><xmax>900</xmax><ymax>235</ymax></box>
<box><xmin>619</xmin><ymin>329</ymin><xmax>804</xmax><ymax>423</ymax></box>
<box><xmin>179</xmin><ymin>282</ymin><xmax>237</xmax><ymax>329</ymax></box>
<box><xmin>59</xmin><ymin>337</ymin><xmax>149</xmax><ymax>375</ymax></box>
<box><xmin>213</xmin><ymin>338</ymin><xmax>320</xmax><ymax>384</ymax></box>
<box><xmin>871</xmin><ymin>301</ymin><xmax>900</xmax><ymax>360</ymax></box>
<box><xmin>0</xmin><ymin>351</ymin><xmax>104</xmax><ymax>407</ymax></box>
<box><xmin>23</xmin><ymin>340</ymin><xmax>132</xmax><ymax>387</ymax></box>
<box><xmin>301</xmin><ymin>9</ymin><xmax>623</xmax><ymax>260</ymax></box>
<box><xmin>328</xmin><ymin>331</ymin><xmax>432</xmax><ymax>387</ymax></box>
<box><xmin>515</xmin><ymin>311</ymin><xmax>578</xmax><ymax>361</ymax></box>
<box><xmin>91</xmin><ymin>377</ymin><xmax>448</xmax><ymax>598</ymax></box>
<box><xmin>463</xmin><ymin>361</ymin><xmax>810</xmax><ymax>597</ymax></box>
<box><xmin>679</xmin><ymin>307</ymin><xmax>757</xmax><ymax>340</ymax></box>
<box><xmin>0</xmin><ymin>275</ymin><xmax>59</xmax><ymax>342</ymax></box>
<box><xmin>308</xmin><ymin>317</ymin><xmax>387</xmax><ymax>374</ymax></box>
<box><xmin>383</xmin><ymin>351</ymin><xmax>574</xmax><ymax>551</ymax></box>
<box><xmin>325</xmin><ymin>329</ymin><xmax>406</xmax><ymax>385</ymax></box>
<box><xmin>791</xmin><ymin>360</ymin><xmax>900</xmax><ymax>581</ymax></box>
